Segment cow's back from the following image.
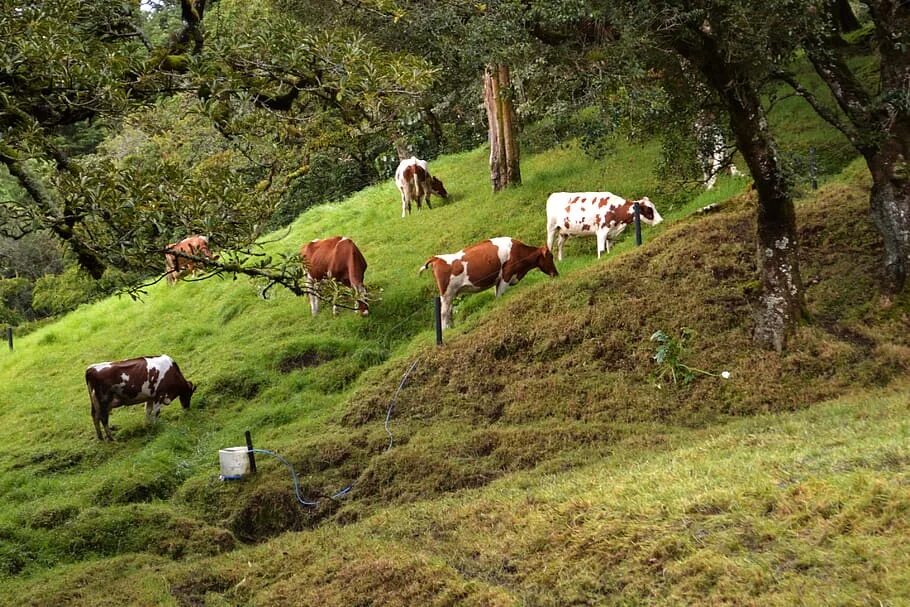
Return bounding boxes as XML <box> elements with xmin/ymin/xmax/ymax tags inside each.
<box><xmin>548</xmin><ymin>192</ymin><xmax>627</xmax><ymax>232</ymax></box>
<box><xmin>302</xmin><ymin>237</ymin><xmax>366</xmax><ymax>287</ymax></box>
<box><xmin>86</xmin><ymin>357</ymin><xmax>151</xmax><ymax>404</ymax></box>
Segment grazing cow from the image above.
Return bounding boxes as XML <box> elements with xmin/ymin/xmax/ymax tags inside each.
<box><xmin>545</xmin><ymin>192</ymin><xmax>663</xmax><ymax>260</ymax></box>
<box><xmin>395</xmin><ymin>157</ymin><xmax>449</xmax><ymax>218</ymax></box>
<box><xmin>300</xmin><ymin>236</ymin><xmax>369</xmax><ymax>316</ymax></box>
<box><xmin>165</xmin><ymin>235</ymin><xmax>215</xmax><ymax>284</ymax></box>
<box><xmin>695</xmin><ymin>115</ymin><xmax>742</xmax><ymax>189</ymax></box>
<box><xmin>420</xmin><ymin>237</ymin><xmax>558</xmax><ymax>329</ymax></box>
<box><xmin>85</xmin><ymin>355</ymin><xmax>195</xmax><ymax>441</ymax></box>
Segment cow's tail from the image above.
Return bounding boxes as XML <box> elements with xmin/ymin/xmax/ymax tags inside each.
<box><xmin>418</xmin><ymin>257</ymin><xmax>436</xmax><ymax>275</ymax></box>
<box><xmin>86</xmin><ymin>378</ymin><xmax>101</xmax><ymax>418</ymax></box>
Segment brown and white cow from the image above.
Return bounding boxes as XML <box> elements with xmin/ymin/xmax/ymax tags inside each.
<box><xmin>85</xmin><ymin>355</ymin><xmax>195</xmax><ymax>441</ymax></box>
<box><xmin>300</xmin><ymin>236</ymin><xmax>369</xmax><ymax>316</ymax></box>
<box><xmin>420</xmin><ymin>237</ymin><xmax>558</xmax><ymax>329</ymax></box>
<box><xmin>545</xmin><ymin>192</ymin><xmax>663</xmax><ymax>260</ymax></box>
<box><xmin>395</xmin><ymin>157</ymin><xmax>448</xmax><ymax>218</ymax></box>
<box><xmin>165</xmin><ymin>235</ymin><xmax>215</xmax><ymax>284</ymax></box>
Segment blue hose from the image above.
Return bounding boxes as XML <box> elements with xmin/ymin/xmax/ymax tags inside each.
<box><xmin>249</xmin><ymin>448</ymin><xmax>352</xmax><ymax>507</ymax></box>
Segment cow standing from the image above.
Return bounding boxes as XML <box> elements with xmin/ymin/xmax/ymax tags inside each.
<box><xmin>695</xmin><ymin>116</ymin><xmax>742</xmax><ymax>189</ymax></box>
<box><xmin>300</xmin><ymin>236</ymin><xmax>370</xmax><ymax>316</ymax></box>
<box><xmin>165</xmin><ymin>235</ymin><xmax>215</xmax><ymax>284</ymax></box>
<box><xmin>86</xmin><ymin>355</ymin><xmax>195</xmax><ymax>441</ymax></box>
<box><xmin>545</xmin><ymin>192</ymin><xmax>663</xmax><ymax>260</ymax></box>
<box><xmin>420</xmin><ymin>237</ymin><xmax>558</xmax><ymax>329</ymax></box>
<box><xmin>395</xmin><ymin>157</ymin><xmax>449</xmax><ymax>218</ymax></box>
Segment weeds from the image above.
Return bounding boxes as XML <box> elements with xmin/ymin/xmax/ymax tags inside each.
<box><xmin>650</xmin><ymin>328</ymin><xmax>731</xmax><ymax>387</ymax></box>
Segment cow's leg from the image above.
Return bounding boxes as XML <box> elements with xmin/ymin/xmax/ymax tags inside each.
<box><xmin>92</xmin><ymin>404</ymin><xmax>104</xmax><ymax>441</ymax></box>
<box><xmin>557</xmin><ymin>234</ymin><xmax>568</xmax><ymax>261</ymax></box>
<box><xmin>355</xmin><ymin>284</ymin><xmax>369</xmax><ymax>315</ymax></box>
<box><xmin>145</xmin><ymin>401</ymin><xmax>155</xmax><ymax>423</ymax></box>
<box><xmin>151</xmin><ymin>401</ymin><xmax>164</xmax><ymax>422</ymax></box>
<box><xmin>441</xmin><ymin>294</ymin><xmax>453</xmax><ymax>329</ymax></box>
<box><xmin>305</xmin><ymin>275</ymin><xmax>319</xmax><ymax>315</ymax></box>
<box><xmin>100</xmin><ymin>403</ymin><xmax>115</xmax><ymax>441</ymax></box>
<box><xmin>546</xmin><ymin>224</ymin><xmax>557</xmax><ymax>253</ymax></box>
<box><xmin>424</xmin><ymin>190</ymin><xmax>432</xmax><ymax>210</ymax></box>
<box><xmin>596</xmin><ymin>230</ymin><xmax>608</xmax><ymax>258</ymax></box>
<box><xmin>495</xmin><ymin>279</ymin><xmax>510</xmax><ymax>297</ymax></box>
<box><xmin>402</xmin><ymin>192</ymin><xmax>409</xmax><ymax>218</ymax></box>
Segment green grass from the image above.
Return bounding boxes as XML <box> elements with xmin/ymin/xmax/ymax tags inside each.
<box><xmin>1</xmin><ymin>61</ymin><xmax>909</xmax><ymax>604</ymax></box>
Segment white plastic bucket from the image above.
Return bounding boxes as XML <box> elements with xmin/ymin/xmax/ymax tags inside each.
<box><xmin>219</xmin><ymin>447</ymin><xmax>251</xmax><ymax>480</ymax></box>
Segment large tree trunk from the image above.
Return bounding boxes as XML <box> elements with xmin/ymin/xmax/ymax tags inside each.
<box><xmin>732</xmin><ymin>91</ymin><xmax>805</xmax><ymax>351</ymax></box>
<box><xmin>802</xmin><ymin>1</ymin><xmax>910</xmax><ymax>293</ymax></box>
<box><xmin>866</xmin><ymin>138</ymin><xmax>910</xmax><ymax>294</ymax></box>
<box><xmin>680</xmin><ymin>42</ymin><xmax>805</xmax><ymax>351</ymax></box>
<box><xmin>483</xmin><ymin>64</ymin><xmax>521</xmax><ymax>191</ymax></box>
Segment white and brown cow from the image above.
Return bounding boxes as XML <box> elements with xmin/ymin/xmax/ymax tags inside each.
<box><xmin>395</xmin><ymin>156</ymin><xmax>448</xmax><ymax>218</ymax></box>
<box><xmin>85</xmin><ymin>355</ymin><xmax>195</xmax><ymax>441</ymax></box>
<box><xmin>545</xmin><ymin>192</ymin><xmax>663</xmax><ymax>260</ymax></box>
<box><xmin>300</xmin><ymin>236</ymin><xmax>369</xmax><ymax>316</ymax></box>
<box><xmin>164</xmin><ymin>235</ymin><xmax>215</xmax><ymax>284</ymax></box>
<box><xmin>420</xmin><ymin>237</ymin><xmax>558</xmax><ymax>329</ymax></box>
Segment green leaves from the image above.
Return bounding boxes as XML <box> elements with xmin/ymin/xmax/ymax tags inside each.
<box><xmin>650</xmin><ymin>328</ymin><xmax>696</xmax><ymax>387</ymax></box>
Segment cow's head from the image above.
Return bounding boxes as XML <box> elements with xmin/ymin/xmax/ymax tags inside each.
<box><xmin>635</xmin><ymin>197</ymin><xmax>663</xmax><ymax>226</ymax></box>
<box><xmin>538</xmin><ymin>246</ymin><xmax>559</xmax><ymax>277</ymax></box>
<box><xmin>180</xmin><ymin>381</ymin><xmax>196</xmax><ymax>409</ymax></box>
<box><xmin>430</xmin><ymin>176</ymin><xmax>449</xmax><ymax>199</ymax></box>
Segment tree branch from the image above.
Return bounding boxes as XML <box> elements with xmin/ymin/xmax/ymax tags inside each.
<box><xmin>771</xmin><ymin>69</ymin><xmax>861</xmax><ymax>143</ymax></box>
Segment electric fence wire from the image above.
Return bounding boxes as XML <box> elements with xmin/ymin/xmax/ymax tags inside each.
<box><xmin>248</xmin><ymin>244</ymin><xmax>551</xmax><ymax>507</ymax></box>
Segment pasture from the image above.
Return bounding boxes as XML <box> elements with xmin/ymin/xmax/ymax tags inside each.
<box><xmin>2</xmin><ymin>83</ymin><xmax>909</xmax><ymax>604</ymax></box>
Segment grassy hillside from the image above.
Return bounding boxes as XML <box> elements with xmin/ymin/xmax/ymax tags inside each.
<box><xmin>2</xmin><ymin>80</ymin><xmax>909</xmax><ymax>605</ymax></box>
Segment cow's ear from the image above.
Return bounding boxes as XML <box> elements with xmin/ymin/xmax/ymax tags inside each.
<box><xmin>190</xmin><ymin>381</ymin><xmax>197</xmax><ymax>394</ymax></box>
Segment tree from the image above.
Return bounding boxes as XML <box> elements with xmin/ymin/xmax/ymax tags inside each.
<box><xmin>0</xmin><ymin>0</ymin><xmax>431</xmax><ymax>294</ymax></box>
<box><xmin>483</xmin><ymin>64</ymin><xmax>521</xmax><ymax>190</ymax></box>
<box><xmin>601</xmin><ymin>1</ymin><xmax>809</xmax><ymax>350</ymax></box>
<box><xmin>777</xmin><ymin>0</ymin><xmax>910</xmax><ymax>294</ymax></box>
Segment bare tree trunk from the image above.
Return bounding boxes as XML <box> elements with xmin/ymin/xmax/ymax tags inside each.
<box><xmin>483</xmin><ymin>64</ymin><xmax>521</xmax><ymax>191</ymax></box>
<box><xmin>678</xmin><ymin>40</ymin><xmax>805</xmax><ymax>351</ymax></box>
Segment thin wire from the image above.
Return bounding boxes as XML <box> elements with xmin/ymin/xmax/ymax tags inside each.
<box><xmin>239</xmin><ymin>240</ymin><xmax>561</xmax><ymax>507</ymax></box>
<box><xmin>385</xmin><ymin>357</ymin><xmax>421</xmax><ymax>450</ymax></box>
<box><xmin>245</xmin><ymin>354</ymin><xmax>421</xmax><ymax>507</ymax></box>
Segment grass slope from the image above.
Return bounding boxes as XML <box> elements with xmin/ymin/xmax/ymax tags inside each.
<box><xmin>2</xmin><ymin>81</ymin><xmax>908</xmax><ymax>604</ymax></box>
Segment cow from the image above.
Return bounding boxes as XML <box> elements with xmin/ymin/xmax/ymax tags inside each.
<box><xmin>420</xmin><ymin>237</ymin><xmax>558</xmax><ymax>329</ymax></box>
<box><xmin>545</xmin><ymin>192</ymin><xmax>663</xmax><ymax>261</ymax></box>
<box><xmin>695</xmin><ymin>114</ymin><xmax>742</xmax><ymax>189</ymax></box>
<box><xmin>85</xmin><ymin>355</ymin><xmax>195</xmax><ymax>441</ymax></box>
<box><xmin>395</xmin><ymin>156</ymin><xmax>449</xmax><ymax>218</ymax></box>
<box><xmin>165</xmin><ymin>235</ymin><xmax>215</xmax><ymax>284</ymax></box>
<box><xmin>300</xmin><ymin>236</ymin><xmax>369</xmax><ymax>316</ymax></box>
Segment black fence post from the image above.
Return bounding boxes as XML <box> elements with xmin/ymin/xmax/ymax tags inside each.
<box><xmin>633</xmin><ymin>202</ymin><xmax>643</xmax><ymax>246</ymax></box>
<box><xmin>6</xmin><ymin>327</ymin><xmax>11</xmax><ymax>351</ymax></box>
<box><xmin>809</xmin><ymin>146</ymin><xmax>818</xmax><ymax>190</ymax></box>
<box><xmin>434</xmin><ymin>296</ymin><xmax>443</xmax><ymax>346</ymax></box>
<box><xmin>245</xmin><ymin>430</ymin><xmax>257</xmax><ymax>475</ymax></box>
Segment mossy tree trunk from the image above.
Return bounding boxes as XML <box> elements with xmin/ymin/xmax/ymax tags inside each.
<box><xmin>483</xmin><ymin>63</ymin><xmax>521</xmax><ymax>191</ymax></box>
<box><xmin>676</xmin><ymin>37</ymin><xmax>805</xmax><ymax>351</ymax></box>
<box><xmin>799</xmin><ymin>1</ymin><xmax>910</xmax><ymax>294</ymax></box>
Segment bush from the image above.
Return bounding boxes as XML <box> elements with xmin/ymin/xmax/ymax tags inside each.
<box><xmin>31</xmin><ymin>266</ymin><xmax>99</xmax><ymax>315</ymax></box>
<box><xmin>0</xmin><ymin>277</ymin><xmax>33</xmax><ymax>324</ymax></box>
